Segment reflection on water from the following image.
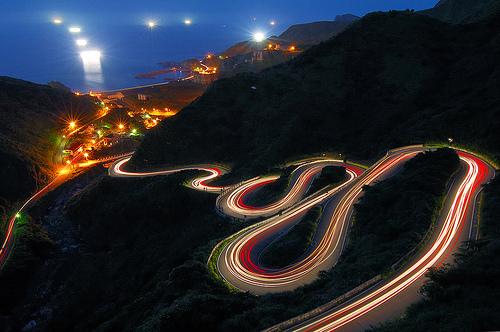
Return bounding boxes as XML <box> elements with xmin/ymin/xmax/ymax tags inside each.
<box><xmin>80</xmin><ymin>50</ymin><xmax>103</xmax><ymax>85</ymax></box>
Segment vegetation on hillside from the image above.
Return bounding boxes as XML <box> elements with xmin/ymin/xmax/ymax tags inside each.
<box><xmin>2</xmin><ymin>149</ymin><xmax>459</xmax><ymax>331</ymax></box>
<box><xmin>260</xmin><ymin>206</ymin><xmax>322</xmax><ymax>268</ymax></box>
<box><xmin>243</xmin><ymin>166</ymin><xmax>294</xmax><ymax>207</ymax></box>
<box><xmin>0</xmin><ymin>77</ymin><xmax>97</xmax><ymax>215</ymax></box>
<box><xmin>306</xmin><ymin>166</ymin><xmax>346</xmax><ymax>196</ymax></box>
<box><xmin>374</xmin><ymin>176</ymin><xmax>500</xmax><ymax>331</ymax></box>
<box><xmin>131</xmin><ymin>10</ymin><xmax>500</xmax><ymax>179</ymax></box>
<box><xmin>421</xmin><ymin>0</ymin><xmax>500</xmax><ymax>23</ymax></box>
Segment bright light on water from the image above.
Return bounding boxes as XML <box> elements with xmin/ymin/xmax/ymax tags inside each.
<box><xmin>80</xmin><ymin>50</ymin><xmax>103</xmax><ymax>84</ymax></box>
<box><xmin>253</xmin><ymin>31</ymin><xmax>265</xmax><ymax>42</ymax></box>
<box><xmin>69</xmin><ymin>26</ymin><xmax>81</xmax><ymax>33</ymax></box>
<box><xmin>53</xmin><ymin>18</ymin><xmax>63</xmax><ymax>25</ymax></box>
<box><xmin>76</xmin><ymin>39</ymin><xmax>88</xmax><ymax>47</ymax></box>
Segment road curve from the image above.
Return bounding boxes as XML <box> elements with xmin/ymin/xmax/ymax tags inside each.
<box><xmin>217</xmin><ymin>159</ymin><xmax>354</xmax><ymax>220</ymax></box>
<box><xmin>108</xmin><ymin>146</ymin><xmax>495</xmax><ymax>329</ymax></box>
<box><xmin>277</xmin><ymin>150</ymin><xmax>494</xmax><ymax>331</ymax></box>
<box><xmin>3</xmin><ymin>145</ymin><xmax>492</xmax><ymax>331</ymax></box>
<box><xmin>217</xmin><ymin>150</ymin><xmax>417</xmax><ymax>294</ymax></box>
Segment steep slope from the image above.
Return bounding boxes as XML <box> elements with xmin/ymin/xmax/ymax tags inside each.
<box><xmin>131</xmin><ymin>11</ymin><xmax>500</xmax><ymax>175</ymax></box>
<box><xmin>0</xmin><ymin>77</ymin><xmax>96</xmax><ymax>212</ymax></box>
<box><xmin>421</xmin><ymin>0</ymin><xmax>500</xmax><ymax>23</ymax></box>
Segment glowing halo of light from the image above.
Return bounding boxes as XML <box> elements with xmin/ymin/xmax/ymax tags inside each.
<box><xmin>69</xmin><ymin>26</ymin><xmax>82</xmax><ymax>33</ymax></box>
<box><xmin>76</xmin><ymin>39</ymin><xmax>88</xmax><ymax>47</ymax></box>
<box><xmin>253</xmin><ymin>31</ymin><xmax>266</xmax><ymax>42</ymax></box>
<box><xmin>80</xmin><ymin>50</ymin><xmax>103</xmax><ymax>84</ymax></box>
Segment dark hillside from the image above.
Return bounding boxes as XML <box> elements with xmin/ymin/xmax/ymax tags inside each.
<box><xmin>374</xmin><ymin>176</ymin><xmax>500</xmax><ymax>331</ymax></box>
<box><xmin>278</xmin><ymin>15</ymin><xmax>359</xmax><ymax>46</ymax></box>
<box><xmin>421</xmin><ymin>0</ymin><xmax>500</xmax><ymax>23</ymax></box>
<box><xmin>0</xmin><ymin>77</ymin><xmax>97</xmax><ymax>213</ymax></box>
<box><xmin>132</xmin><ymin>11</ymin><xmax>500</xmax><ymax>176</ymax></box>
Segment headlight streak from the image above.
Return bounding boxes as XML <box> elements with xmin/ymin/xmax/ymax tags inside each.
<box><xmin>219</xmin><ymin>152</ymin><xmax>416</xmax><ymax>291</ymax></box>
<box><xmin>106</xmin><ymin>147</ymin><xmax>493</xmax><ymax>329</ymax></box>
<box><xmin>290</xmin><ymin>151</ymin><xmax>491</xmax><ymax>331</ymax></box>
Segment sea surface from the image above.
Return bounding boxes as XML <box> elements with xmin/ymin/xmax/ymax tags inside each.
<box><xmin>0</xmin><ymin>22</ymin><xmax>246</xmax><ymax>91</ymax></box>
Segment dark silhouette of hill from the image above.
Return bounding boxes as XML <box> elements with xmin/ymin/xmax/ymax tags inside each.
<box><xmin>131</xmin><ymin>10</ymin><xmax>500</xmax><ymax>176</ymax></box>
<box><xmin>0</xmin><ymin>77</ymin><xmax>96</xmax><ymax>212</ymax></box>
<box><xmin>421</xmin><ymin>0</ymin><xmax>500</xmax><ymax>23</ymax></box>
<box><xmin>278</xmin><ymin>15</ymin><xmax>359</xmax><ymax>46</ymax></box>
<box><xmin>222</xmin><ymin>14</ymin><xmax>359</xmax><ymax>58</ymax></box>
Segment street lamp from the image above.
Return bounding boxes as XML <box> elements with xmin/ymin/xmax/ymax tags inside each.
<box><xmin>448</xmin><ymin>137</ymin><xmax>454</xmax><ymax>144</ymax></box>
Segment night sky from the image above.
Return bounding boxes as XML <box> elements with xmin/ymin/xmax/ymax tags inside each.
<box><xmin>1</xmin><ymin>0</ymin><xmax>439</xmax><ymax>27</ymax></box>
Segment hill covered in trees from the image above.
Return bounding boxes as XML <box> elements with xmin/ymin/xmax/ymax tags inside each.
<box><xmin>131</xmin><ymin>9</ymin><xmax>500</xmax><ymax>176</ymax></box>
<box><xmin>421</xmin><ymin>0</ymin><xmax>500</xmax><ymax>23</ymax></box>
<box><xmin>278</xmin><ymin>14</ymin><xmax>359</xmax><ymax>46</ymax></box>
<box><xmin>0</xmin><ymin>77</ymin><xmax>96</xmax><ymax>215</ymax></box>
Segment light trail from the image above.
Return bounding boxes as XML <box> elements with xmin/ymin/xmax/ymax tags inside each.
<box><xmin>218</xmin><ymin>160</ymin><xmax>352</xmax><ymax>219</ymax></box>
<box><xmin>218</xmin><ymin>152</ymin><xmax>415</xmax><ymax>293</ymax></box>
<box><xmin>1</xmin><ymin>145</ymin><xmax>493</xmax><ymax>331</ymax></box>
<box><xmin>280</xmin><ymin>150</ymin><xmax>494</xmax><ymax>331</ymax></box>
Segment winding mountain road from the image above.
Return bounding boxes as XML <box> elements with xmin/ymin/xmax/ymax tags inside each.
<box><xmin>1</xmin><ymin>145</ymin><xmax>494</xmax><ymax>331</ymax></box>
<box><xmin>108</xmin><ymin>145</ymin><xmax>494</xmax><ymax>330</ymax></box>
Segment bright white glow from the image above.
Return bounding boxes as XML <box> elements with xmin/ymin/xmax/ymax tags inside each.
<box><xmin>53</xmin><ymin>18</ymin><xmax>63</xmax><ymax>25</ymax></box>
<box><xmin>270</xmin><ymin>20</ymin><xmax>276</xmax><ymax>26</ymax></box>
<box><xmin>80</xmin><ymin>50</ymin><xmax>101</xmax><ymax>62</ymax></box>
<box><xmin>253</xmin><ymin>31</ymin><xmax>266</xmax><ymax>42</ymax></box>
<box><xmin>184</xmin><ymin>19</ymin><xmax>192</xmax><ymax>25</ymax></box>
<box><xmin>147</xmin><ymin>21</ymin><xmax>156</xmax><ymax>28</ymax></box>
<box><xmin>69</xmin><ymin>26</ymin><xmax>81</xmax><ymax>33</ymax></box>
<box><xmin>76</xmin><ymin>39</ymin><xmax>88</xmax><ymax>47</ymax></box>
<box><xmin>80</xmin><ymin>50</ymin><xmax>103</xmax><ymax>84</ymax></box>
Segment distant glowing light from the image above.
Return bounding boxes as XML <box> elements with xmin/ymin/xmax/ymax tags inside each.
<box><xmin>270</xmin><ymin>20</ymin><xmax>276</xmax><ymax>26</ymax></box>
<box><xmin>53</xmin><ymin>18</ymin><xmax>63</xmax><ymax>25</ymax></box>
<box><xmin>289</xmin><ymin>45</ymin><xmax>296</xmax><ymax>51</ymax></box>
<box><xmin>253</xmin><ymin>31</ymin><xmax>266</xmax><ymax>42</ymax></box>
<box><xmin>184</xmin><ymin>19</ymin><xmax>192</xmax><ymax>25</ymax></box>
<box><xmin>69</xmin><ymin>26</ymin><xmax>81</xmax><ymax>33</ymax></box>
<box><xmin>80</xmin><ymin>50</ymin><xmax>103</xmax><ymax>84</ymax></box>
<box><xmin>83</xmin><ymin>152</ymin><xmax>89</xmax><ymax>158</ymax></box>
<box><xmin>69</xmin><ymin>121</ymin><xmax>77</xmax><ymax>129</ymax></box>
<box><xmin>76</xmin><ymin>39</ymin><xmax>88</xmax><ymax>47</ymax></box>
<box><xmin>66</xmin><ymin>160</ymin><xmax>71</xmax><ymax>165</ymax></box>
<box><xmin>15</xmin><ymin>213</ymin><xmax>21</xmax><ymax>219</ymax></box>
<box><xmin>118</xmin><ymin>123</ymin><xmax>125</xmax><ymax>130</ymax></box>
<box><xmin>147</xmin><ymin>21</ymin><xmax>156</xmax><ymax>28</ymax></box>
